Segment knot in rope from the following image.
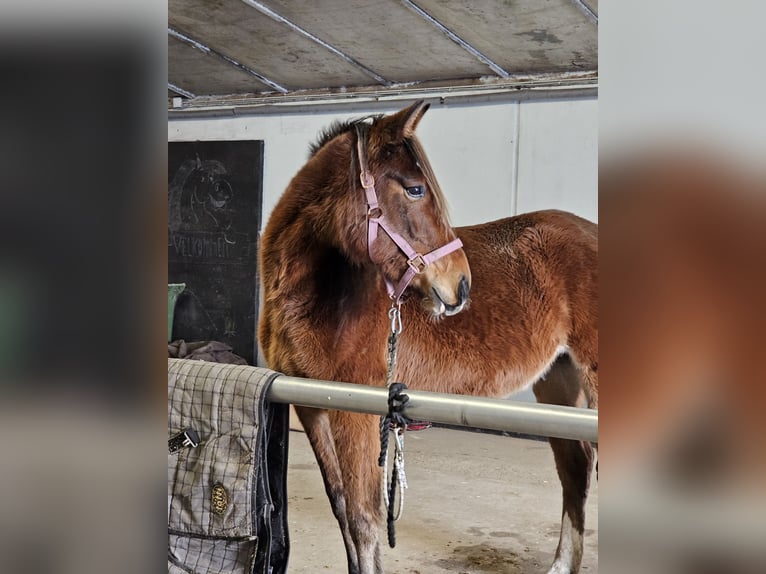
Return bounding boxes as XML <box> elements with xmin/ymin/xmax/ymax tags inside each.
<box><xmin>379</xmin><ymin>382</ymin><xmax>411</xmax><ymax>548</ymax></box>
<box><xmin>378</xmin><ymin>382</ymin><xmax>410</xmax><ymax>466</ymax></box>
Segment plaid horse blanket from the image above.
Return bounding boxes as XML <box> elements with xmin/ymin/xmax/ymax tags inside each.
<box><xmin>168</xmin><ymin>359</ymin><xmax>290</xmax><ymax>574</ymax></box>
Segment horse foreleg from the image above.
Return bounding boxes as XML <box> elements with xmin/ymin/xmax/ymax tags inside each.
<box><xmin>534</xmin><ymin>357</ymin><xmax>595</xmax><ymax>574</ymax></box>
<box><xmin>295</xmin><ymin>406</ymin><xmax>360</xmax><ymax>574</ymax></box>
<box><xmin>329</xmin><ymin>410</ymin><xmax>384</xmax><ymax>574</ymax></box>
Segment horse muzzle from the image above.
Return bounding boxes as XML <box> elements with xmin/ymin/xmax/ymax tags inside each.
<box><xmin>430</xmin><ymin>273</ymin><xmax>470</xmax><ymax>317</ymax></box>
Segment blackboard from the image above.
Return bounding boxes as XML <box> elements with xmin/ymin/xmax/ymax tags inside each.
<box><xmin>168</xmin><ymin>140</ymin><xmax>264</xmax><ymax>364</ymax></box>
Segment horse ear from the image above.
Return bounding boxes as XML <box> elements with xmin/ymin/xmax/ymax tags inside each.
<box><xmin>382</xmin><ymin>100</ymin><xmax>431</xmax><ymax>142</ymax></box>
<box><xmin>400</xmin><ymin>100</ymin><xmax>430</xmax><ymax>138</ymax></box>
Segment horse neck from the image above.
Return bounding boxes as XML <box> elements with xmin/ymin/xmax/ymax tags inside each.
<box><xmin>263</xmin><ymin>135</ymin><xmax>386</xmax><ymax>315</ymax></box>
<box><xmin>292</xmin><ymin>138</ymin><xmax>369</xmax><ymax>261</ymax></box>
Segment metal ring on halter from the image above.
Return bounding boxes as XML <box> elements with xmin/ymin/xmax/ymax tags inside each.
<box><xmin>406</xmin><ymin>254</ymin><xmax>427</xmax><ymax>274</ymax></box>
<box><xmin>368</xmin><ymin>206</ymin><xmax>383</xmax><ymax>219</ymax></box>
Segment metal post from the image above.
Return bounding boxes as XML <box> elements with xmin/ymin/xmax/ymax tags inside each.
<box><xmin>268</xmin><ymin>375</ymin><xmax>597</xmax><ymax>443</ymax></box>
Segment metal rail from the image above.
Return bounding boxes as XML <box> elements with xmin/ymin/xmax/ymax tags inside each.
<box><xmin>268</xmin><ymin>375</ymin><xmax>597</xmax><ymax>443</ymax></box>
<box><xmin>167</xmin><ymin>73</ymin><xmax>597</xmax><ymax>117</ymax></box>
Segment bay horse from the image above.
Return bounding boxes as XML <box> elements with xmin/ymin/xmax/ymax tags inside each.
<box><xmin>259</xmin><ymin>101</ymin><xmax>598</xmax><ymax>574</ymax></box>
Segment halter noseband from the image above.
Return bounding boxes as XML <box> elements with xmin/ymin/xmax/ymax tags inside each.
<box><xmin>355</xmin><ymin>123</ymin><xmax>463</xmax><ymax>304</ymax></box>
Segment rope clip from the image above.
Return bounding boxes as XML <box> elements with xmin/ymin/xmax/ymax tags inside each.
<box><xmin>388</xmin><ymin>303</ymin><xmax>402</xmax><ymax>335</ymax></box>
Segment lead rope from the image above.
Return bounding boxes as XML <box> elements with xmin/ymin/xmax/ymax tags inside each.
<box><xmin>379</xmin><ymin>302</ymin><xmax>410</xmax><ymax>548</ymax></box>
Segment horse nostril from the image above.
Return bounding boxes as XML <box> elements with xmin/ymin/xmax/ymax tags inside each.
<box><xmin>458</xmin><ymin>275</ymin><xmax>469</xmax><ymax>304</ymax></box>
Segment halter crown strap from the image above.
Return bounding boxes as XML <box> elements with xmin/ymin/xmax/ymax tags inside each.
<box><xmin>355</xmin><ymin>123</ymin><xmax>463</xmax><ymax>304</ymax></box>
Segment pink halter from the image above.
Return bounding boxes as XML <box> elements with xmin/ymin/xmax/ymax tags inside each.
<box><xmin>355</xmin><ymin>123</ymin><xmax>463</xmax><ymax>304</ymax></box>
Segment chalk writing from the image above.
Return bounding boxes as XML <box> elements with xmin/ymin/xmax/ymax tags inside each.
<box><xmin>170</xmin><ymin>232</ymin><xmax>253</xmax><ymax>261</ymax></box>
<box><xmin>172</xmin><ymin>233</ymin><xmax>233</xmax><ymax>259</ymax></box>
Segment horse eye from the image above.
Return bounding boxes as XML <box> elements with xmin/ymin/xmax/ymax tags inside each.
<box><xmin>405</xmin><ymin>185</ymin><xmax>425</xmax><ymax>199</ymax></box>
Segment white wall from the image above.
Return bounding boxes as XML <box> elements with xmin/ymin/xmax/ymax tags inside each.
<box><xmin>516</xmin><ymin>99</ymin><xmax>598</xmax><ymax>218</ymax></box>
<box><xmin>168</xmin><ymin>97</ymin><xmax>598</xmax><ymax>229</ymax></box>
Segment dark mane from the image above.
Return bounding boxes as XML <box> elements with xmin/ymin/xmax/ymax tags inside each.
<box><xmin>308</xmin><ymin>114</ymin><xmax>382</xmax><ymax>157</ymax></box>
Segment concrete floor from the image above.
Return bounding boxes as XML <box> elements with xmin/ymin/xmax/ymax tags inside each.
<box><xmin>285</xmin><ymin>427</ymin><xmax>598</xmax><ymax>573</ymax></box>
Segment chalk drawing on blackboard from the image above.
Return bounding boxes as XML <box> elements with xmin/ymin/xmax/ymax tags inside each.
<box><xmin>169</xmin><ymin>154</ymin><xmax>238</xmax><ymax>245</ymax></box>
<box><xmin>168</xmin><ymin>139</ymin><xmax>263</xmax><ymax>364</ymax></box>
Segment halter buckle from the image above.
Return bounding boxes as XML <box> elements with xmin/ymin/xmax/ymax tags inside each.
<box><xmin>407</xmin><ymin>254</ymin><xmax>427</xmax><ymax>274</ymax></box>
<box><xmin>360</xmin><ymin>171</ymin><xmax>375</xmax><ymax>189</ymax></box>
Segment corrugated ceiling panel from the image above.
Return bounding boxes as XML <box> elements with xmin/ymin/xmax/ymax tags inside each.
<box><xmin>254</xmin><ymin>0</ymin><xmax>498</xmax><ymax>83</ymax></box>
<box><xmin>417</xmin><ymin>0</ymin><xmax>597</xmax><ymax>74</ymax></box>
<box><xmin>168</xmin><ymin>36</ymin><xmax>273</xmax><ymax>96</ymax></box>
<box><xmin>170</xmin><ymin>0</ymin><xmax>376</xmax><ymax>91</ymax></box>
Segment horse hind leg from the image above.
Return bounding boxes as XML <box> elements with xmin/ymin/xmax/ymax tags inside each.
<box><xmin>329</xmin><ymin>410</ymin><xmax>385</xmax><ymax>574</ymax></box>
<box><xmin>533</xmin><ymin>356</ymin><xmax>595</xmax><ymax>574</ymax></box>
<box><xmin>295</xmin><ymin>406</ymin><xmax>360</xmax><ymax>574</ymax></box>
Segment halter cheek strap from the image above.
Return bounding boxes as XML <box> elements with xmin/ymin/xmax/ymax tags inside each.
<box><xmin>356</xmin><ymin>123</ymin><xmax>463</xmax><ymax>304</ymax></box>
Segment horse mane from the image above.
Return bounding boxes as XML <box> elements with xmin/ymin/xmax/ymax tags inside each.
<box><xmin>308</xmin><ymin>114</ymin><xmax>382</xmax><ymax>157</ymax></box>
<box><xmin>404</xmin><ymin>136</ymin><xmax>449</xmax><ymax>221</ymax></box>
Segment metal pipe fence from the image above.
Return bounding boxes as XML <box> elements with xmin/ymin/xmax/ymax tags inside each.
<box><xmin>268</xmin><ymin>375</ymin><xmax>597</xmax><ymax>443</ymax></box>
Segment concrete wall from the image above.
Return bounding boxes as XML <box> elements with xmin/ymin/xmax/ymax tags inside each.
<box><xmin>168</xmin><ymin>97</ymin><xmax>598</xmax><ymax>230</ymax></box>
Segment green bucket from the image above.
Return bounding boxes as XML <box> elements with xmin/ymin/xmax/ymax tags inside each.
<box><xmin>168</xmin><ymin>283</ymin><xmax>186</xmax><ymax>342</ymax></box>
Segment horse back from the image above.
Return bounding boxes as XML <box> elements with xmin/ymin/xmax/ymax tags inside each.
<box><xmin>397</xmin><ymin>210</ymin><xmax>597</xmax><ymax>397</ymax></box>
<box><xmin>458</xmin><ymin>209</ymin><xmax>596</xmax><ymax>292</ymax></box>
<box><xmin>458</xmin><ymin>209</ymin><xmax>596</xmax><ymax>252</ymax></box>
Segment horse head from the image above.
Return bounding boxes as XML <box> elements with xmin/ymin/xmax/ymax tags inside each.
<box><xmin>357</xmin><ymin>101</ymin><xmax>471</xmax><ymax>317</ymax></box>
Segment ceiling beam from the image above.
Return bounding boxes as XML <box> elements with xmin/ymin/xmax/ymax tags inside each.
<box><xmin>168</xmin><ymin>26</ymin><xmax>289</xmax><ymax>94</ymax></box>
<box><xmin>168</xmin><ymin>82</ymin><xmax>196</xmax><ymax>99</ymax></box>
<box><xmin>168</xmin><ymin>72</ymin><xmax>597</xmax><ymax>117</ymax></box>
<box><xmin>570</xmin><ymin>0</ymin><xmax>598</xmax><ymax>25</ymax></box>
<box><xmin>401</xmin><ymin>0</ymin><xmax>510</xmax><ymax>78</ymax></box>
